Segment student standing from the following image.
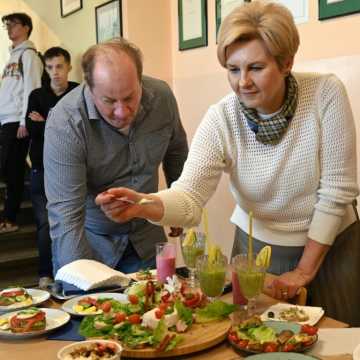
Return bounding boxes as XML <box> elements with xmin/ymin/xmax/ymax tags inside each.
<box><xmin>26</xmin><ymin>47</ymin><xmax>79</xmax><ymax>288</ymax></box>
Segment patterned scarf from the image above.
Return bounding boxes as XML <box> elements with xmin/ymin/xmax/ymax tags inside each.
<box><xmin>239</xmin><ymin>74</ymin><xmax>298</xmax><ymax>145</ymax></box>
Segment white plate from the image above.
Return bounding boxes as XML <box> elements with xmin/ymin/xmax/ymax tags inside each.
<box><xmin>0</xmin><ymin>308</ymin><xmax>70</xmax><ymax>339</ymax></box>
<box><xmin>261</xmin><ymin>303</ymin><xmax>324</xmax><ymax>326</ymax></box>
<box><xmin>62</xmin><ymin>292</ymin><xmax>128</xmax><ymax>316</ymax></box>
<box><xmin>0</xmin><ymin>289</ymin><xmax>50</xmax><ymax>313</ymax></box>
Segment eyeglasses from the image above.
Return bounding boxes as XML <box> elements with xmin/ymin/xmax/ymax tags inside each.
<box><xmin>2</xmin><ymin>21</ymin><xmax>22</xmax><ymax>29</ymax></box>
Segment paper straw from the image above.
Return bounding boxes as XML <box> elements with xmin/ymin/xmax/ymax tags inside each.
<box><xmin>248</xmin><ymin>211</ymin><xmax>253</xmax><ymax>266</ymax></box>
<box><xmin>202</xmin><ymin>208</ymin><xmax>211</xmax><ymax>255</ymax></box>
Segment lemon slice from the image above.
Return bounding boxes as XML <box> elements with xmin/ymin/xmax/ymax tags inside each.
<box><xmin>208</xmin><ymin>244</ymin><xmax>221</xmax><ymax>263</ymax></box>
<box><xmin>183</xmin><ymin>228</ymin><xmax>197</xmax><ymax>247</ymax></box>
<box><xmin>255</xmin><ymin>245</ymin><xmax>272</xmax><ymax>269</ymax></box>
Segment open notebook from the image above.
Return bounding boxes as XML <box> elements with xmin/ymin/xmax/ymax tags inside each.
<box><xmin>55</xmin><ymin>259</ymin><xmax>130</xmax><ymax>291</ymax></box>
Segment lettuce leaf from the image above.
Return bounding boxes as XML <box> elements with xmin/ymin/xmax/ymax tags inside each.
<box><xmin>166</xmin><ymin>334</ymin><xmax>184</xmax><ymax>351</ymax></box>
<box><xmin>195</xmin><ymin>300</ymin><xmax>236</xmax><ymax>323</ymax></box>
<box><xmin>175</xmin><ymin>299</ymin><xmax>193</xmax><ymax>326</ymax></box>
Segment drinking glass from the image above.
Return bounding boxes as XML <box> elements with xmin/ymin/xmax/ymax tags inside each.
<box><xmin>235</xmin><ymin>254</ymin><xmax>265</xmax><ymax>317</ymax></box>
<box><xmin>196</xmin><ymin>253</ymin><xmax>227</xmax><ymax>301</ymax></box>
<box><xmin>180</xmin><ymin>231</ymin><xmax>206</xmax><ymax>288</ymax></box>
<box><xmin>156</xmin><ymin>242</ymin><xmax>176</xmax><ymax>283</ymax></box>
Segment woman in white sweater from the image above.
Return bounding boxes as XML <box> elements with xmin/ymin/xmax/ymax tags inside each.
<box><xmin>96</xmin><ymin>2</ymin><xmax>358</xmax><ymax>303</ymax></box>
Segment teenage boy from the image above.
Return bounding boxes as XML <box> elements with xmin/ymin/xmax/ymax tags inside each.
<box><xmin>0</xmin><ymin>12</ymin><xmax>43</xmax><ymax>233</ymax></box>
<box><xmin>26</xmin><ymin>47</ymin><xmax>79</xmax><ymax>288</ymax></box>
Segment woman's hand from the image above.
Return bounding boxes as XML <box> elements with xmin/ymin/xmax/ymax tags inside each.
<box><xmin>270</xmin><ymin>238</ymin><xmax>330</xmax><ymax>300</ymax></box>
<box><xmin>95</xmin><ymin>187</ymin><xmax>164</xmax><ymax>223</ymax></box>
<box><xmin>270</xmin><ymin>268</ymin><xmax>312</xmax><ymax>300</ymax></box>
<box><xmin>29</xmin><ymin>111</ymin><xmax>45</xmax><ymax>122</ymax></box>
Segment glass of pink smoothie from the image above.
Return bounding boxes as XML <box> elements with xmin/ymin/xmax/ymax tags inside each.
<box><xmin>156</xmin><ymin>242</ymin><xmax>176</xmax><ymax>283</ymax></box>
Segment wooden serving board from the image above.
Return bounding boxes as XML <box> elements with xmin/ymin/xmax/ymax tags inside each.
<box><xmin>122</xmin><ymin>318</ymin><xmax>231</xmax><ymax>358</ymax></box>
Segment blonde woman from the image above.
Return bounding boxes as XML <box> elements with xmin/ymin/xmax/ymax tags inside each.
<box><xmin>96</xmin><ymin>1</ymin><xmax>358</xmax><ymax>318</ymax></box>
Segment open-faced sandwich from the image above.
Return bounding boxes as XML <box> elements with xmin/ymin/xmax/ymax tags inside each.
<box><xmin>9</xmin><ymin>307</ymin><xmax>46</xmax><ymax>333</ymax></box>
<box><xmin>0</xmin><ymin>287</ymin><xmax>33</xmax><ymax>308</ymax></box>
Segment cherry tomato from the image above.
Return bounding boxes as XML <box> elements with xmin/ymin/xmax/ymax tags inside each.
<box><xmin>238</xmin><ymin>340</ymin><xmax>249</xmax><ymax>348</ymax></box>
<box><xmin>158</xmin><ymin>302</ymin><xmax>168</xmax><ymax>311</ymax></box>
<box><xmin>114</xmin><ymin>312</ymin><xmax>126</xmax><ymax>323</ymax></box>
<box><xmin>228</xmin><ymin>333</ymin><xmax>239</xmax><ymax>343</ymax></box>
<box><xmin>264</xmin><ymin>343</ymin><xmax>278</xmax><ymax>352</ymax></box>
<box><xmin>155</xmin><ymin>309</ymin><xmax>165</xmax><ymax>319</ymax></box>
<box><xmin>283</xmin><ymin>343</ymin><xmax>295</xmax><ymax>352</ymax></box>
<box><xmin>183</xmin><ymin>292</ymin><xmax>201</xmax><ymax>308</ymax></box>
<box><xmin>301</xmin><ymin>324</ymin><xmax>318</xmax><ymax>336</ymax></box>
<box><xmin>128</xmin><ymin>294</ymin><xmax>139</xmax><ymax>305</ymax></box>
<box><xmin>2</xmin><ymin>290</ymin><xmax>24</xmax><ymax>297</ymax></box>
<box><xmin>127</xmin><ymin>314</ymin><xmax>141</xmax><ymax>324</ymax></box>
<box><xmin>100</xmin><ymin>301</ymin><xmax>112</xmax><ymax>313</ymax></box>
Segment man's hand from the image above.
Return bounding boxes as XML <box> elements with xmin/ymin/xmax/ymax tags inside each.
<box><xmin>95</xmin><ymin>187</ymin><xmax>164</xmax><ymax>223</ymax></box>
<box><xmin>29</xmin><ymin>111</ymin><xmax>45</xmax><ymax>122</ymax></box>
<box><xmin>17</xmin><ymin>125</ymin><xmax>28</xmax><ymax>139</ymax></box>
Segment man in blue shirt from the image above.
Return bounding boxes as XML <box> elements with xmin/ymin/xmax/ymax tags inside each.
<box><xmin>44</xmin><ymin>38</ymin><xmax>188</xmax><ymax>276</ymax></box>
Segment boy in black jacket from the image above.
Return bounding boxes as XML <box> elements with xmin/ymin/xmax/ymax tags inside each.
<box><xmin>26</xmin><ymin>47</ymin><xmax>79</xmax><ymax>288</ymax></box>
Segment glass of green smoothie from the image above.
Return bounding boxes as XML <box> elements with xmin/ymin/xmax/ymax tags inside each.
<box><xmin>235</xmin><ymin>254</ymin><xmax>265</xmax><ymax>317</ymax></box>
<box><xmin>180</xmin><ymin>231</ymin><xmax>206</xmax><ymax>288</ymax></box>
<box><xmin>196</xmin><ymin>253</ymin><xmax>227</xmax><ymax>301</ymax></box>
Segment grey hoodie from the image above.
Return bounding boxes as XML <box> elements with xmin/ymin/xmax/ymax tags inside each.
<box><xmin>0</xmin><ymin>40</ymin><xmax>43</xmax><ymax>126</ymax></box>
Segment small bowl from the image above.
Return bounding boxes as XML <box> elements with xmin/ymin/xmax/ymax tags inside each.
<box><xmin>57</xmin><ymin>340</ymin><xmax>122</xmax><ymax>360</ymax></box>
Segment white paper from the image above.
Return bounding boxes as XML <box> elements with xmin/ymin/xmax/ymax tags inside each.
<box><xmin>55</xmin><ymin>259</ymin><xmax>130</xmax><ymax>290</ymax></box>
<box><xmin>274</xmin><ymin>0</ymin><xmax>309</xmax><ymax>24</ymax></box>
<box><xmin>309</xmin><ymin>328</ymin><xmax>360</xmax><ymax>356</ymax></box>
<box><xmin>182</xmin><ymin>0</ymin><xmax>202</xmax><ymax>41</ymax></box>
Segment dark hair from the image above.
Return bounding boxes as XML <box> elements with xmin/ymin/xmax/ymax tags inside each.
<box><xmin>44</xmin><ymin>47</ymin><xmax>71</xmax><ymax>64</ymax></box>
<box><xmin>2</xmin><ymin>12</ymin><xmax>33</xmax><ymax>37</ymax></box>
<box><xmin>82</xmin><ymin>37</ymin><xmax>143</xmax><ymax>89</ymax></box>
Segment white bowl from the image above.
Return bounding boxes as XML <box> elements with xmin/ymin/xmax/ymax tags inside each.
<box><xmin>57</xmin><ymin>340</ymin><xmax>122</xmax><ymax>360</ymax></box>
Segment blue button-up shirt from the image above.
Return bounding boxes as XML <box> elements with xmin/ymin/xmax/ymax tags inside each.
<box><xmin>44</xmin><ymin>76</ymin><xmax>188</xmax><ymax>273</ymax></box>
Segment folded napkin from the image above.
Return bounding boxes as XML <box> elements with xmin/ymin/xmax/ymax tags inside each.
<box><xmin>55</xmin><ymin>259</ymin><xmax>130</xmax><ymax>291</ymax></box>
<box><xmin>47</xmin><ymin>319</ymin><xmax>85</xmax><ymax>341</ymax></box>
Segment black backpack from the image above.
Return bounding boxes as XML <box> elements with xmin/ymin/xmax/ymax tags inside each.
<box><xmin>18</xmin><ymin>47</ymin><xmax>50</xmax><ymax>86</ymax></box>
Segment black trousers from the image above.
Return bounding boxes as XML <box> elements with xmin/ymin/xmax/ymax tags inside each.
<box><xmin>0</xmin><ymin>122</ymin><xmax>29</xmax><ymax>222</ymax></box>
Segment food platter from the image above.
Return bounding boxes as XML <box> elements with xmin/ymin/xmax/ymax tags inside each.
<box><xmin>0</xmin><ymin>289</ymin><xmax>50</xmax><ymax>313</ymax></box>
<box><xmin>0</xmin><ymin>308</ymin><xmax>70</xmax><ymax>339</ymax></box>
<box><xmin>62</xmin><ymin>293</ymin><xmax>128</xmax><ymax>316</ymax></box>
<box><xmin>261</xmin><ymin>304</ymin><xmax>324</xmax><ymax>326</ymax></box>
<box><xmin>122</xmin><ymin>318</ymin><xmax>231</xmax><ymax>358</ymax></box>
<box><xmin>228</xmin><ymin>320</ymin><xmax>318</xmax><ymax>355</ymax></box>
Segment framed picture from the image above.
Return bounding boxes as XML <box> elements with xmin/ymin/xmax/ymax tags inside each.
<box><xmin>60</xmin><ymin>0</ymin><xmax>83</xmax><ymax>18</ymax></box>
<box><xmin>95</xmin><ymin>0</ymin><xmax>122</xmax><ymax>43</ymax></box>
<box><xmin>319</xmin><ymin>0</ymin><xmax>360</xmax><ymax>20</ymax></box>
<box><xmin>216</xmin><ymin>0</ymin><xmax>249</xmax><ymax>36</ymax></box>
<box><xmin>178</xmin><ymin>0</ymin><xmax>208</xmax><ymax>51</ymax></box>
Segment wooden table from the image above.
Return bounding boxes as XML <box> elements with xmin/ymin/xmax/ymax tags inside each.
<box><xmin>0</xmin><ymin>292</ymin><xmax>348</xmax><ymax>360</ymax></box>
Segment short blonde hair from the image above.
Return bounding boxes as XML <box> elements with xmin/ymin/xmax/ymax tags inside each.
<box><xmin>217</xmin><ymin>1</ymin><xmax>299</xmax><ymax>69</ymax></box>
<box><xmin>82</xmin><ymin>37</ymin><xmax>143</xmax><ymax>89</ymax></box>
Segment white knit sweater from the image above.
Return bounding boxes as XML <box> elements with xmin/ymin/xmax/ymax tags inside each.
<box><xmin>157</xmin><ymin>72</ymin><xmax>359</xmax><ymax>246</ymax></box>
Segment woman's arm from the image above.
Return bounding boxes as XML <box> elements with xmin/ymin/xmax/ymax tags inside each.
<box><xmin>270</xmin><ymin>238</ymin><xmax>329</xmax><ymax>299</ymax></box>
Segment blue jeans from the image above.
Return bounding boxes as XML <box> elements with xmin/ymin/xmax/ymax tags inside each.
<box><xmin>115</xmin><ymin>241</ymin><xmax>155</xmax><ymax>273</ymax></box>
<box><xmin>30</xmin><ymin>169</ymin><xmax>53</xmax><ymax>278</ymax></box>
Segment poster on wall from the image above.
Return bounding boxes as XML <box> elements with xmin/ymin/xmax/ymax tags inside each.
<box><xmin>60</xmin><ymin>0</ymin><xmax>83</xmax><ymax>18</ymax></box>
<box><xmin>178</xmin><ymin>0</ymin><xmax>208</xmax><ymax>51</ymax></box>
<box><xmin>95</xmin><ymin>0</ymin><xmax>122</xmax><ymax>43</ymax></box>
<box><xmin>274</xmin><ymin>0</ymin><xmax>309</xmax><ymax>24</ymax></box>
<box><xmin>319</xmin><ymin>0</ymin><xmax>360</xmax><ymax>20</ymax></box>
<box><xmin>215</xmin><ymin>0</ymin><xmax>249</xmax><ymax>36</ymax></box>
